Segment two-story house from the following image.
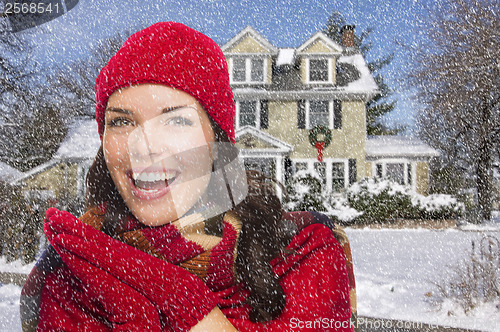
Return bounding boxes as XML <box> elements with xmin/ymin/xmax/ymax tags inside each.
<box><xmin>224</xmin><ymin>26</ymin><xmax>437</xmax><ymax>194</ymax></box>
<box><xmin>14</xmin><ymin>25</ymin><xmax>438</xmax><ymax>206</ymax></box>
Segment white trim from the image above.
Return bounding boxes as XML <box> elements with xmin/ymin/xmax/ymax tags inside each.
<box><xmin>235</xmin><ymin>126</ymin><xmax>293</xmax><ymax>153</ymax></box>
<box><xmin>296</xmin><ymin>31</ymin><xmax>343</xmax><ymax>55</ymax></box>
<box><xmin>221</xmin><ymin>26</ymin><xmax>278</xmax><ymax>54</ymax></box>
<box><xmin>305</xmin><ymin>58</ymin><xmax>333</xmax><ymax>85</ymax></box>
<box><xmin>372</xmin><ymin>158</ymin><xmax>417</xmax><ymax>190</ymax></box>
<box><xmin>229</xmin><ymin>57</ymin><xmax>268</xmax><ymax>84</ymax></box>
<box><xmin>305</xmin><ymin>100</ymin><xmax>333</xmax><ymax>129</ymax></box>
<box><xmin>329</xmin><ymin>100</ymin><xmax>334</xmax><ymax>129</ymax></box>
<box><xmin>292</xmin><ymin>158</ymin><xmax>348</xmax><ymax>192</ymax></box>
<box><xmin>235</xmin><ymin>100</ymin><xmax>260</xmax><ymax>130</ymax></box>
<box><xmin>232</xmin><ymin>89</ymin><xmax>378</xmax><ymax>102</ymax></box>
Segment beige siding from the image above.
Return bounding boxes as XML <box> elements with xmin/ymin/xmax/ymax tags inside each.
<box><xmin>266</xmin><ymin>100</ymin><xmax>367</xmax><ymax>180</ymax></box>
<box><xmin>23</xmin><ymin>163</ymin><xmax>79</xmax><ymax>198</ymax></box>
<box><xmin>225</xmin><ymin>35</ymin><xmax>269</xmax><ymax>53</ymax></box>
<box><xmin>265</xmin><ymin>57</ymin><xmax>272</xmax><ymax>84</ymax></box>
<box><xmin>302</xmin><ymin>39</ymin><xmax>334</xmax><ymax>53</ymax></box>
<box><xmin>300</xmin><ymin>58</ymin><xmax>307</xmax><ymax>84</ymax></box>
<box><xmin>235</xmin><ymin>134</ymin><xmax>275</xmax><ymax>149</ymax></box>
<box><xmin>416</xmin><ymin>162</ymin><xmax>429</xmax><ymax>195</ymax></box>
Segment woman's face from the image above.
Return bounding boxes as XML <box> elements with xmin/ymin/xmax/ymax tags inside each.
<box><xmin>103</xmin><ymin>84</ymin><xmax>215</xmax><ymax>227</ymax></box>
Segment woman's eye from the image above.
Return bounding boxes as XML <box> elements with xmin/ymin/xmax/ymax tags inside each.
<box><xmin>107</xmin><ymin>118</ymin><xmax>134</xmax><ymax>127</ymax></box>
<box><xmin>167</xmin><ymin>116</ymin><xmax>193</xmax><ymax>126</ymax></box>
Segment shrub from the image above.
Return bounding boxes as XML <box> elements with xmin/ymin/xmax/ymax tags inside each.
<box><xmin>345</xmin><ymin>177</ymin><xmax>464</xmax><ymax>225</ymax></box>
<box><xmin>285</xmin><ymin>170</ymin><xmax>327</xmax><ymax>212</ymax></box>
<box><xmin>0</xmin><ymin>183</ymin><xmax>50</xmax><ymax>264</ymax></box>
<box><xmin>428</xmin><ymin>235</ymin><xmax>500</xmax><ymax>315</ymax></box>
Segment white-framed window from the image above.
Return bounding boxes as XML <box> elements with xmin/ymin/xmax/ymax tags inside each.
<box><xmin>230</xmin><ymin>57</ymin><xmax>266</xmax><ymax>84</ymax></box>
<box><xmin>373</xmin><ymin>160</ymin><xmax>416</xmax><ymax>188</ymax></box>
<box><xmin>308</xmin><ymin>100</ymin><xmax>330</xmax><ymax>128</ymax></box>
<box><xmin>236</xmin><ymin>100</ymin><xmax>270</xmax><ymax>129</ymax></box>
<box><xmin>292</xmin><ymin>159</ymin><xmax>348</xmax><ymax>192</ymax></box>
<box><xmin>237</xmin><ymin>101</ymin><xmax>258</xmax><ymax>128</ymax></box>
<box><xmin>298</xmin><ymin>100</ymin><xmax>341</xmax><ymax>130</ymax></box>
<box><xmin>305</xmin><ymin>58</ymin><xmax>333</xmax><ymax>84</ymax></box>
<box><xmin>304</xmin><ymin>100</ymin><xmax>336</xmax><ymax>129</ymax></box>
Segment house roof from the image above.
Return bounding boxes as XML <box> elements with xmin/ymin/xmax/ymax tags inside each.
<box><xmin>276</xmin><ymin>48</ymin><xmax>296</xmax><ymax>66</ymax></box>
<box><xmin>221</xmin><ymin>26</ymin><xmax>278</xmax><ymax>54</ymax></box>
<box><xmin>12</xmin><ymin>117</ymin><xmax>100</xmax><ymax>184</ymax></box>
<box><xmin>55</xmin><ymin>117</ymin><xmax>100</xmax><ymax>160</ymax></box>
<box><xmin>366</xmin><ymin>136</ymin><xmax>440</xmax><ymax>159</ymax></box>
<box><xmin>0</xmin><ymin>161</ymin><xmax>23</xmax><ymax>183</ymax></box>
<box><xmin>337</xmin><ymin>54</ymin><xmax>378</xmax><ymax>93</ymax></box>
<box><xmin>235</xmin><ymin>126</ymin><xmax>293</xmax><ymax>154</ymax></box>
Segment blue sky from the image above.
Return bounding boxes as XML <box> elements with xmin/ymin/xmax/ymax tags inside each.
<box><xmin>18</xmin><ymin>0</ymin><xmax>437</xmax><ymax>133</ymax></box>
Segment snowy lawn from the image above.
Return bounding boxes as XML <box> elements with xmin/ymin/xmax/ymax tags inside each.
<box><xmin>346</xmin><ymin>225</ymin><xmax>500</xmax><ymax>332</ymax></box>
<box><xmin>0</xmin><ymin>224</ymin><xmax>499</xmax><ymax>331</ymax></box>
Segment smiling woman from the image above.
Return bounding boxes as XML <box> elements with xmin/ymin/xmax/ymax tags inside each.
<box><xmin>103</xmin><ymin>84</ymin><xmax>216</xmax><ymax>227</ymax></box>
<box><xmin>20</xmin><ymin>22</ymin><xmax>354</xmax><ymax>331</ymax></box>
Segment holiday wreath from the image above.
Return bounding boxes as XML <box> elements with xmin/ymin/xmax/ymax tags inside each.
<box><xmin>308</xmin><ymin>125</ymin><xmax>332</xmax><ymax>162</ymax></box>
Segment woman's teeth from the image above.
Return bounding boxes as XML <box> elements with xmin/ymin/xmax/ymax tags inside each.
<box><xmin>132</xmin><ymin>170</ymin><xmax>176</xmax><ymax>182</ymax></box>
<box><xmin>132</xmin><ymin>170</ymin><xmax>177</xmax><ymax>190</ymax></box>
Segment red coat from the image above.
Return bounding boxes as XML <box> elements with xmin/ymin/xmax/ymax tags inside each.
<box><xmin>22</xmin><ymin>210</ymin><xmax>354</xmax><ymax>331</ymax></box>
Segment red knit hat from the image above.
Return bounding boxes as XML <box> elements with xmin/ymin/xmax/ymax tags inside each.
<box><xmin>95</xmin><ymin>22</ymin><xmax>235</xmax><ymax>142</ymax></box>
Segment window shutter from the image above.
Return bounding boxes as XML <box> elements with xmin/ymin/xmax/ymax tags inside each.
<box><xmin>260</xmin><ymin>100</ymin><xmax>268</xmax><ymax>129</ymax></box>
<box><xmin>334</xmin><ymin>100</ymin><xmax>342</xmax><ymax>129</ymax></box>
<box><xmin>297</xmin><ymin>100</ymin><xmax>305</xmax><ymax>129</ymax></box>
<box><xmin>407</xmin><ymin>163</ymin><xmax>412</xmax><ymax>186</ymax></box>
<box><xmin>348</xmin><ymin>159</ymin><xmax>357</xmax><ymax>185</ymax></box>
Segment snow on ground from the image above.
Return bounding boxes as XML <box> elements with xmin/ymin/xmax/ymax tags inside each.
<box><xmin>0</xmin><ymin>225</ymin><xmax>499</xmax><ymax>331</ymax></box>
<box><xmin>346</xmin><ymin>227</ymin><xmax>500</xmax><ymax>332</ymax></box>
<box><xmin>0</xmin><ymin>283</ymin><xmax>22</xmax><ymax>331</ymax></box>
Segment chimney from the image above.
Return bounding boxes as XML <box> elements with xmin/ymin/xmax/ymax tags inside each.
<box><xmin>340</xmin><ymin>25</ymin><xmax>355</xmax><ymax>48</ymax></box>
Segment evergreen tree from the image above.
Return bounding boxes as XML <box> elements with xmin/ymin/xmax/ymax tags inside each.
<box><xmin>323</xmin><ymin>11</ymin><xmax>403</xmax><ymax>135</ymax></box>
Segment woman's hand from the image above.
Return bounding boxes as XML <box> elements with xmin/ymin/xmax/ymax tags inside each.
<box><xmin>44</xmin><ymin>208</ymin><xmax>222</xmax><ymax>331</ymax></box>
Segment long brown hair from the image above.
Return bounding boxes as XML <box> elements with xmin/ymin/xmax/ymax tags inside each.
<box><xmin>84</xmin><ymin>123</ymin><xmax>291</xmax><ymax>322</ymax></box>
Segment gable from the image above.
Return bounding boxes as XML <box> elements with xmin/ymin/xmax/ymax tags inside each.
<box><xmin>302</xmin><ymin>39</ymin><xmax>337</xmax><ymax>54</ymax></box>
<box><xmin>235</xmin><ymin>126</ymin><xmax>293</xmax><ymax>153</ymax></box>
<box><xmin>225</xmin><ymin>35</ymin><xmax>270</xmax><ymax>53</ymax></box>
<box><xmin>236</xmin><ymin>133</ymin><xmax>275</xmax><ymax>149</ymax></box>
<box><xmin>222</xmin><ymin>26</ymin><xmax>277</xmax><ymax>54</ymax></box>
<box><xmin>297</xmin><ymin>32</ymin><xmax>343</xmax><ymax>55</ymax></box>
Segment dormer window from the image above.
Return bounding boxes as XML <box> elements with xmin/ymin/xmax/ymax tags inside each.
<box><xmin>309</xmin><ymin>59</ymin><xmax>328</xmax><ymax>82</ymax></box>
<box><xmin>231</xmin><ymin>58</ymin><xmax>266</xmax><ymax>84</ymax></box>
<box><xmin>305</xmin><ymin>58</ymin><xmax>333</xmax><ymax>84</ymax></box>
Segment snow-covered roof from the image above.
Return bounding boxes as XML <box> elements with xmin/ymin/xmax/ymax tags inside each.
<box><xmin>337</xmin><ymin>54</ymin><xmax>378</xmax><ymax>93</ymax></box>
<box><xmin>0</xmin><ymin>161</ymin><xmax>23</xmax><ymax>183</ymax></box>
<box><xmin>366</xmin><ymin>136</ymin><xmax>440</xmax><ymax>159</ymax></box>
<box><xmin>276</xmin><ymin>48</ymin><xmax>295</xmax><ymax>66</ymax></box>
<box><xmin>55</xmin><ymin>117</ymin><xmax>100</xmax><ymax>160</ymax></box>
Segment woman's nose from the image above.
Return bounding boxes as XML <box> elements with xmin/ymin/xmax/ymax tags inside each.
<box><xmin>127</xmin><ymin>124</ymin><xmax>171</xmax><ymax>163</ymax></box>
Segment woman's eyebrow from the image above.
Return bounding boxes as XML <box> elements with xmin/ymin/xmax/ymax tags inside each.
<box><xmin>162</xmin><ymin>105</ymin><xmax>191</xmax><ymax>113</ymax></box>
<box><xmin>105</xmin><ymin>107</ymin><xmax>133</xmax><ymax>115</ymax></box>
